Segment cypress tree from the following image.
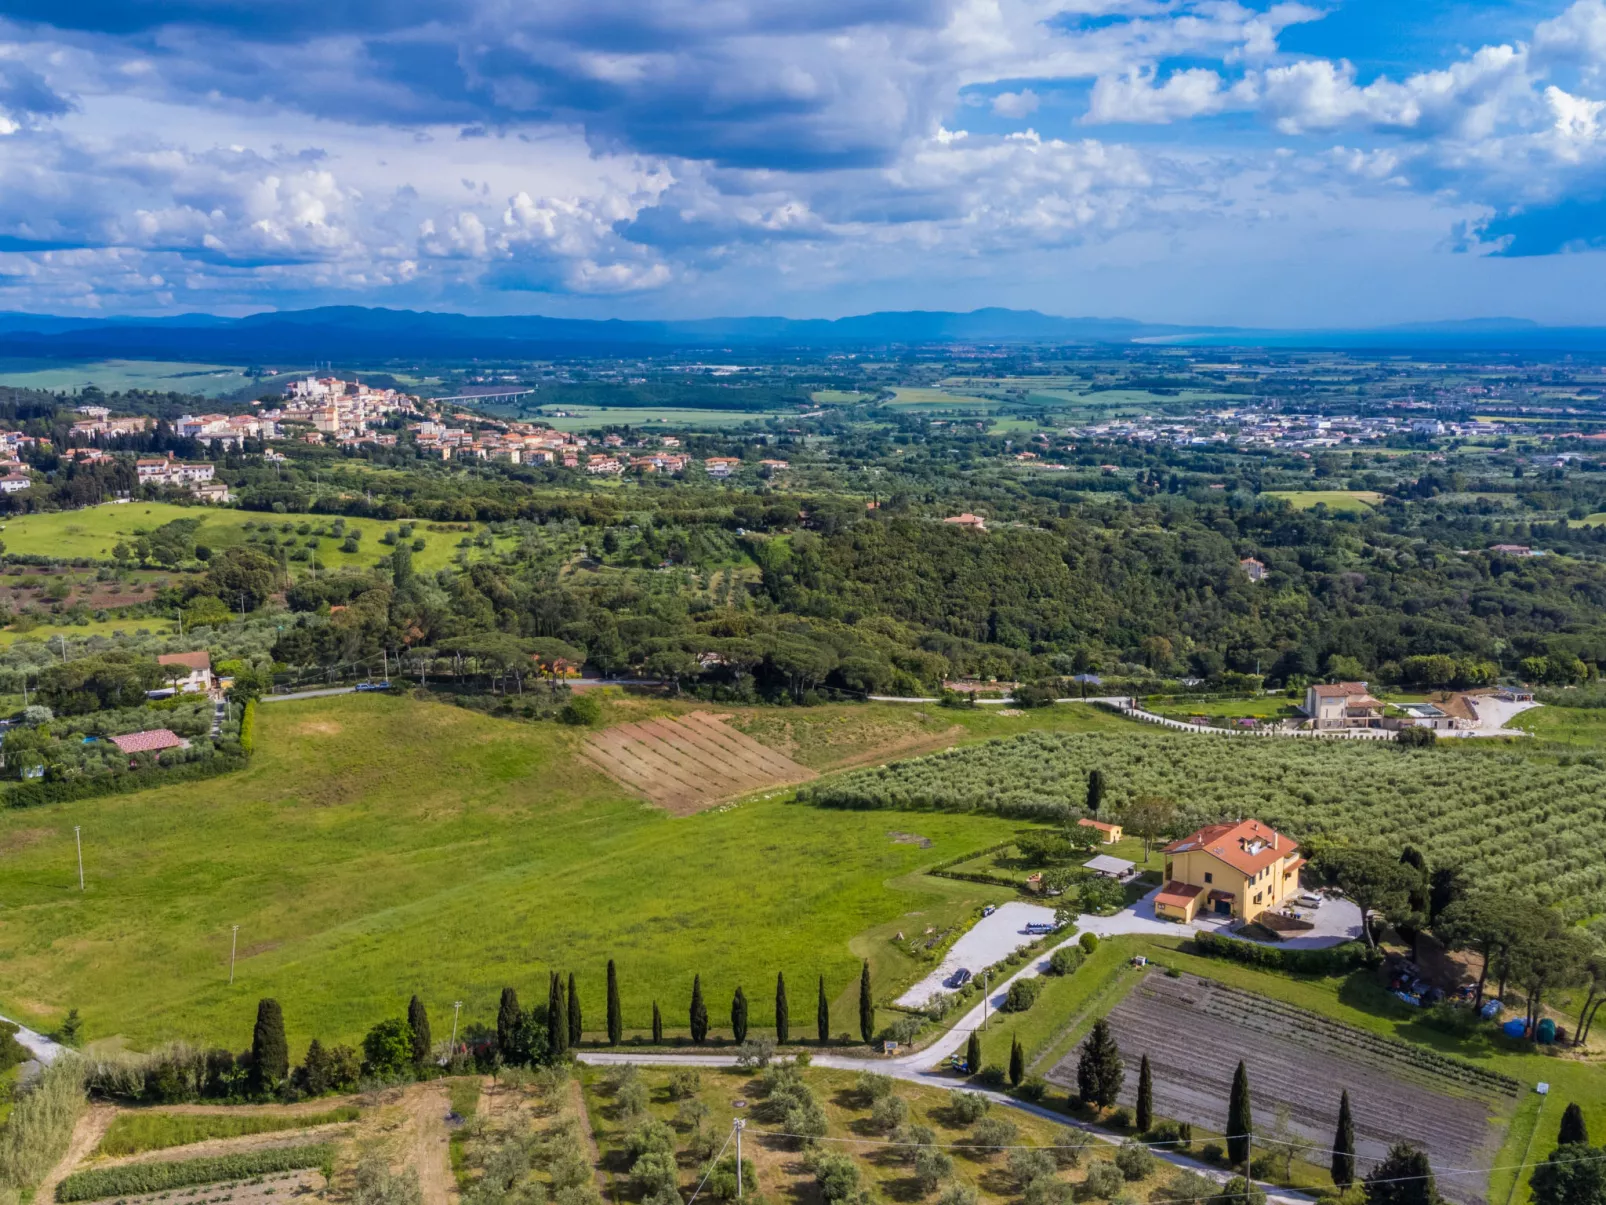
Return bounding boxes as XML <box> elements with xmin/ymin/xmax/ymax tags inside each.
<box><xmin>606</xmin><ymin>960</ymin><xmax>623</xmax><ymax>1047</ymax></box>
<box><xmin>497</xmin><ymin>987</ymin><xmax>522</xmax><ymax>1062</ymax></box>
<box><xmin>775</xmin><ymin>972</ymin><xmax>790</xmax><ymax>1043</ymax></box>
<box><xmin>250</xmin><ymin>998</ymin><xmax>288</xmax><ymax>1093</ymax></box>
<box><xmin>858</xmin><ymin>960</ymin><xmax>874</xmax><ymax>1044</ymax></box>
<box><xmin>1075</xmin><ymin>1017</ymin><xmax>1123</xmax><ymax>1109</ymax></box>
<box><xmin>817</xmin><ymin>975</ymin><xmax>830</xmax><ymax>1043</ymax></box>
<box><xmin>1009</xmin><ymin>1035</ymin><xmax>1025</xmax><ymax>1087</ymax></box>
<box><xmin>1332</xmin><ymin>1089</ymin><xmax>1356</xmax><ymax>1189</ymax></box>
<box><xmin>407</xmin><ymin>995</ymin><xmax>432</xmax><ymax>1068</ymax></box>
<box><xmin>690</xmin><ymin>974</ymin><xmax>709</xmax><ymax>1044</ymax></box>
<box><xmin>1087</xmin><ymin>768</ymin><xmax>1106</xmax><ymax>815</ymax></box>
<box><xmin>732</xmin><ymin>986</ymin><xmax>749</xmax><ymax>1044</ymax></box>
<box><xmin>548</xmin><ymin>971</ymin><xmax>569</xmax><ymax>1058</ymax></box>
<box><xmin>567</xmin><ymin>972</ymin><xmax>582</xmax><ymax>1048</ymax></box>
<box><xmin>652</xmin><ymin>1000</ymin><xmax>663</xmax><ymax>1045</ymax></box>
<box><xmin>1227</xmin><ymin>1060</ymin><xmax>1253</xmax><ymax>1170</ymax></box>
<box><xmin>965</xmin><ymin>1030</ymin><xmax>982</xmax><ymax>1075</ymax></box>
<box><xmin>1559</xmin><ymin>1101</ymin><xmax>1589</xmax><ymax>1147</ymax></box>
<box><xmin>1136</xmin><ymin>1053</ymin><xmax>1153</xmax><ymax>1133</ymax></box>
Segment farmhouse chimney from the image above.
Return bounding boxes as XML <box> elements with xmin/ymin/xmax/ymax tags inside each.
<box><xmin>1273</xmin><ymin>831</ymin><xmax>1279</xmax><ymax>850</ymax></box>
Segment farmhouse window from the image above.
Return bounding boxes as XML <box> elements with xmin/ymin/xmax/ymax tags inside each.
<box><xmin>1254</xmin><ymin>892</ymin><xmax>1263</xmax><ymax>905</ymax></box>
<box><xmin>1204</xmin><ymin>872</ymin><xmax>1213</xmax><ymax>883</ymax></box>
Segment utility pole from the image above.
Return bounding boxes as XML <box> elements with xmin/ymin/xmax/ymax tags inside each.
<box><xmin>74</xmin><ymin>825</ymin><xmax>83</xmax><ymax>891</ymax></box>
<box><xmin>229</xmin><ymin>924</ymin><xmax>240</xmax><ymax>984</ymax></box>
<box><xmin>451</xmin><ymin>1001</ymin><xmax>462</xmax><ymax>1054</ymax></box>
<box><xmin>982</xmin><ymin>971</ymin><xmax>990</xmax><ymax>1031</ymax></box>
<box><xmin>735</xmin><ymin>1120</ymin><xmax>745</xmax><ymax>1198</ymax></box>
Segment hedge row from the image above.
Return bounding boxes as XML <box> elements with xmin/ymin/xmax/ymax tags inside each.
<box><xmin>55</xmin><ymin>1144</ymin><xmax>334</xmax><ymax>1201</ymax></box>
<box><xmin>239</xmin><ymin>698</ymin><xmax>258</xmax><ymax>757</ymax></box>
<box><xmin>1190</xmin><ymin>930</ymin><xmax>1378</xmax><ymax>975</ymax></box>
<box><xmin>6</xmin><ymin>755</ymin><xmax>248</xmax><ymax>809</ymax></box>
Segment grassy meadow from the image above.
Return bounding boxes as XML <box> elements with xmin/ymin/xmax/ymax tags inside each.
<box><xmin>1262</xmin><ymin>490</ymin><xmax>1384</xmax><ymax>512</ymax></box>
<box><xmin>0</xmin><ymin>359</ymin><xmax>261</xmax><ymax>397</ymax></box>
<box><xmin>0</xmin><ymin>502</ymin><xmax>497</xmax><ymax>576</ymax></box>
<box><xmin>0</xmin><ymin>692</ymin><xmax>1033</xmax><ymax>1053</ymax></box>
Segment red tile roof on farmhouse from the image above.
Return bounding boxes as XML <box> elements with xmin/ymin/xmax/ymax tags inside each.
<box><xmin>1164</xmin><ymin>818</ymin><xmax>1298</xmax><ymax>877</ymax></box>
<box><xmin>110</xmin><ymin>728</ymin><xmax>186</xmax><ymax>754</ymax></box>
<box><xmin>157</xmin><ymin>651</ymin><xmax>211</xmax><ymax>671</ymax></box>
<box><xmin>1078</xmin><ymin>818</ymin><xmax>1120</xmax><ymax>834</ymax></box>
<box><xmin>1155</xmin><ymin>882</ymin><xmax>1203</xmax><ymax>908</ymax></box>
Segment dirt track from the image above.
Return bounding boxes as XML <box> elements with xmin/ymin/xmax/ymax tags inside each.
<box><xmin>35</xmin><ymin>1103</ymin><xmax>116</xmax><ymax>1205</ymax></box>
<box><xmin>402</xmin><ymin>1082</ymin><xmax>455</xmax><ymax>1205</ymax></box>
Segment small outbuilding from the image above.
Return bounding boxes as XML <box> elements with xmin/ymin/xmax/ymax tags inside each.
<box><xmin>1083</xmin><ymin>854</ymin><xmax>1136</xmax><ymax>879</ymax></box>
<box><xmin>110</xmin><ymin>729</ymin><xmax>189</xmax><ymax>757</ymax></box>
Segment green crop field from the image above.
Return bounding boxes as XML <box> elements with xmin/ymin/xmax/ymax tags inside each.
<box><xmin>0</xmin><ymin>502</ymin><xmax>492</xmax><ymax>577</ymax></box>
<box><xmin>805</xmin><ymin>728</ymin><xmax>1606</xmax><ymax>913</ymax></box>
<box><xmin>1263</xmin><ymin>490</ymin><xmax>1384</xmax><ymax>511</ymax></box>
<box><xmin>884</xmin><ymin>388</ymin><xmax>1003</xmax><ymax>411</ymax></box>
<box><xmin>0</xmin><ymin>693</ymin><xmax>1026</xmax><ymax>1053</ymax></box>
<box><xmin>537</xmin><ymin>406</ymin><xmax>786</xmax><ymax>431</ymax></box>
<box><xmin>0</xmin><ymin>359</ymin><xmax>262</xmax><ymax>397</ymax></box>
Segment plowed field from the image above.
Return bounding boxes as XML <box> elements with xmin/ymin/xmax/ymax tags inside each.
<box><xmin>579</xmin><ymin>712</ymin><xmax>815</xmax><ymax>813</ymax></box>
<box><xmin>1048</xmin><ymin>972</ymin><xmax>1513</xmax><ymax>1202</ymax></box>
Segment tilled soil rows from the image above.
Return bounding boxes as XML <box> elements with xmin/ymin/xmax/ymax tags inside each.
<box><xmin>1047</xmin><ymin>972</ymin><xmax>1510</xmax><ymax>1203</ymax></box>
<box><xmin>581</xmin><ymin>714</ymin><xmax>816</xmax><ymax>813</ymax></box>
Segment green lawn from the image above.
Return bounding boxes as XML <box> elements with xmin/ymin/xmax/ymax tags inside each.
<box><xmin>0</xmin><ymin>359</ymin><xmax>262</xmax><ymax>397</ymax></box>
<box><xmin>0</xmin><ymin>503</ymin><xmax>490</xmax><ymax>577</ymax></box>
<box><xmin>0</xmin><ymin>615</ymin><xmax>180</xmax><ymax>646</ymax></box>
<box><xmin>1262</xmin><ymin>490</ymin><xmax>1383</xmax><ymax>512</ymax></box>
<box><xmin>0</xmin><ymin>693</ymin><xmax>1026</xmax><ymax>1054</ymax></box>
<box><xmin>1506</xmin><ymin>706</ymin><xmax>1606</xmax><ymax>745</ymax></box>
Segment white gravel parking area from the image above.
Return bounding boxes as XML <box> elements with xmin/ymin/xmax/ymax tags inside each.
<box><xmin>895</xmin><ymin>900</ymin><xmax>1059</xmax><ymax>1007</ymax></box>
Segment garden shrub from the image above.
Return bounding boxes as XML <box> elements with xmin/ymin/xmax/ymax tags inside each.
<box><xmin>1004</xmin><ymin>978</ymin><xmax>1044</xmax><ymax>1012</ymax></box>
<box><xmin>1115</xmin><ymin>1140</ymin><xmax>1155</xmax><ymax>1181</ymax></box>
<box><xmin>1080</xmin><ymin>1162</ymin><xmax>1125</xmax><ymax>1200</ymax></box>
<box><xmin>1048</xmin><ymin>947</ymin><xmax>1085</xmax><ymax>976</ymax></box>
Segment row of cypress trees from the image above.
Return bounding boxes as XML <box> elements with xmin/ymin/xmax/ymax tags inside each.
<box><xmin>488</xmin><ymin>960</ymin><xmax>877</xmax><ymax>1052</ymax></box>
<box><xmin>684</xmin><ymin>962</ymin><xmax>875</xmax><ymax>1045</ymax></box>
<box><xmin>240</xmin><ymin>959</ymin><xmax>883</xmax><ymax>1097</ymax></box>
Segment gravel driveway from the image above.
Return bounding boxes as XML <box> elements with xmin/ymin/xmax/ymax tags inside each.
<box><xmin>895</xmin><ymin>900</ymin><xmax>1059</xmax><ymax>1007</ymax></box>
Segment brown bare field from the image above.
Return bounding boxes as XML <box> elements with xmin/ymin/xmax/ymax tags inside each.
<box><xmin>580</xmin><ymin>712</ymin><xmax>815</xmax><ymax>813</ymax></box>
<box><xmin>1049</xmin><ymin>972</ymin><xmax>1512</xmax><ymax>1203</ymax></box>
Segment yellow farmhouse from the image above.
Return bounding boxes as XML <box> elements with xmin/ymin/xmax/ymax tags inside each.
<box><xmin>1154</xmin><ymin>818</ymin><xmax>1304</xmax><ymax>924</ymax></box>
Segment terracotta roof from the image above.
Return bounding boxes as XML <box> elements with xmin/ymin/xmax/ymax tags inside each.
<box><xmin>158</xmin><ymin>651</ymin><xmax>211</xmax><ymax>671</ymax></box>
<box><xmin>1078</xmin><ymin>819</ymin><xmax>1120</xmax><ymax>833</ymax></box>
<box><xmin>1164</xmin><ymin>818</ymin><xmax>1299</xmax><ymax>877</ymax></box>
<box><xmin>1155</xmin><ymin>881</ymin><xmax>1203</xmax><ymax>906</ymax></box>
<box><xmin>110</xmin><ymin>728</ymin><xmax>186</xmax><ymax>754</ymax></box>
<box><xmin>1309</xmin><ymin>682</ymin><xmax>1372</xmax><ymax>698</ymax></box>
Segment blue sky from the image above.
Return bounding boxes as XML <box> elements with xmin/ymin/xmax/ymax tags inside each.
<box><xmin>3</xmin><ymin>0</ymin><xmax>1606</xmax><ymax>324</ymax></box>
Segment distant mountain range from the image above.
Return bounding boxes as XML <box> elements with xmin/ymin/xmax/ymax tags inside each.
<box><xmin>0</xmin><ymin>306</ymin><xmax>1602</xmax><ymax>364</ymax></box>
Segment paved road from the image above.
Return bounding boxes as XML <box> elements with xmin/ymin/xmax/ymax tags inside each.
<box><xmin>896</xmin><ymin>902</ymin><xmax>1059</xmax><ymax>1008</ymax></box>
<box><xmin>261</xmin><ymin>686</ymin><xmax>359</xmax><ymax>703</ymax></box>
<box><xmin>0</xmin><ymin>1012</ymin><xmax>65</xmax><ymax>1064</ymax></box>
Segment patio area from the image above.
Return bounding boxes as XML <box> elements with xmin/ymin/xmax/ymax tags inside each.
<box><xmin>1079</xmin><ymin>885</ymin><xmax>1364</xmax><ymax>949</ymax></box>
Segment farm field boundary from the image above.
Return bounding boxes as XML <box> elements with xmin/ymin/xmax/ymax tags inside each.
<box><xmin>580</xmin><ymin>712</ymin><xmax>815</xmax><ymax>813</ymax></box>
